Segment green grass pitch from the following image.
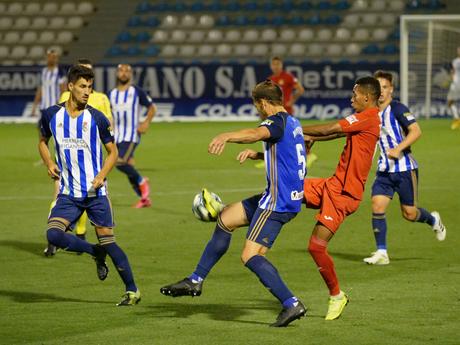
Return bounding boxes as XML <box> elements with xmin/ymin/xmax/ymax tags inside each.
<box><xmin>0</xmin><ymin>120</ymin><xmax>458</xmax><ymax>345</ymax></box>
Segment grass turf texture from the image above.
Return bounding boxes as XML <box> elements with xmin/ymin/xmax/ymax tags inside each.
<box><xmin>0</xmin><ymin>120</ymin><xmax>458</xmax><ymax>345</ymax></box>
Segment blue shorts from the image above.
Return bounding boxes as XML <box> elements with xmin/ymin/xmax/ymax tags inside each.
<box><xmin>371</xmin><ymin>170</ymin><xmax>418</xmax><ymax>206</ymax></box>
<box><xmin>49</xmin><ymin>194</ymin><xmax>115</xmax><ymax>228</ymax></box>
<box><xmin>117</xmin><ymin>141</ymin><xmax>139</xmax><ymax>162</ymax></box>
<box><xmin>242</xmin><ymin>194</ymin><xmax>297</xmax><ymax>248</ymax></box>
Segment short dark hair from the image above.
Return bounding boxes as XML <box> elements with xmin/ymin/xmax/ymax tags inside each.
<box><xmin>374</xmin><ymin>70</ymin><xmax>393</xmax><ymax>85</ymax></box>
<box><xmin>271</xmin><ymin>56</ymin><xmax>283</xmax><ymax>62</ymax></box>
<box><xmin>252</xmin><ymin>79</ymin><xmax>283</xmax><ymax>105</ymax></box>
<box><xmin>77</xmin><ymin>58</ymin><xmax>93</xmax><ymax>66</ymax></box>
<box><xmin>67</xmin><ymin>65</ymin><xmax>94</xmax><ymax>84</ymax></box>
<box><xmin>355</xmin><ymin>76</ymin><xmax>381</xmax><ymax>101</ymax></box>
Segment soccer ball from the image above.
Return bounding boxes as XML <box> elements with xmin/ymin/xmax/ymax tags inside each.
<box><xmin>192</xmin><ymin>189</ymin><xmax>224</xmax><ymax>222</ymax></box>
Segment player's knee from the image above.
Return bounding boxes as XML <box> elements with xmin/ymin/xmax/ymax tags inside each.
<box><xmin>402</xmin><ymin>208</ymin><xmax>417</xmax><ymax>221</ymax></box>
<box><xmin>241</xmin><ymin>252</ymin><xmax>255</xmax><ymax>265</ymax></box>
<box><xmin>371</xmin><ymin>200</ymin><xmax>386</xmax><ymax>214</ymax></box>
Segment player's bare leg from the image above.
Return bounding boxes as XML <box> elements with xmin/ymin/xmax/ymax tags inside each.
<box><xmin>308</xmin><ymin>224</ymin><xmax>349</xmax><ymax>320</ymax></box>
<box><xmin>364</xmin><ymin>195</ymin><xmax>391</xmax><ymax>265</ymax></box>
<box><xmin>400</xmin><ymin>204</ymin><xmax>446</xmax><ymax>241</ymax></box>
<box><xmin>160</xmin><ymin>202</ymin><xmax>247</xmax><ymax>297</ymax></box>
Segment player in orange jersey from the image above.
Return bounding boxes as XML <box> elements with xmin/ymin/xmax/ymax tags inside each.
<box><xmin>301</xmin><ymin>76</ymin><xmax>381</xmax><ymax>321</ymax></box>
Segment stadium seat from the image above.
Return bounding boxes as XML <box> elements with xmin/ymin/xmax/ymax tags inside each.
<box><xmin>25</xmin><ymin>2</ymin><xmax>41</xmax><ymax>15</ymax></box>
<box><xmin>234</xmin><ymin>44</ymin><xmax>250</xmax><ymax>56</ymax></box>
<box><xmin>77</xmin><ymin>1</ymin><xmax>94</xmax><ymax>14</ymax></box>
<box><xmin>343</xmin><ymin>14</ymin><xmax>360</xmax><ymax>26</ymax></box>
<box><xmin>261</xmin><ymin>29</ymin><xmax>277</xmax><ymax>42</ymax></box>
<box><xmin>42</xmin><ymin>2</ymin><xmax>59</xmax><ymax>15</ymax></box>
<box><xmin>190</xmin><ymin>2</ymin><xmax>205</xmax><ymax>12</ymax></box>
<box><xmin>289</xmin><ymin>43</ymin><xmax>306</xmax><ymax>56</ymax></box>
<box><xmin>362</xmin><ymin>14</ymin><xmax>377</xmax><ymax>26</ymax></box>
<box><xmin>161</xmin><ymin>45</ymin><xmax>178</xmax><ymax>57</ymax></box>
<box><xmin>389</xmin><ymin>28</ymin><xmax>400</xmax><ymax>40</ymax></box>
<box><xmin>271</xmin><ymin>16</ymin><xmax>285</xmax><ymax>26</ymax></box>
<box><xmin>216</xmin><ymin>44</ymin><xmax>232</xmax><ymax>56</ymax></box>
<box><xmin>244</xmin><ymin>1</ymin><xmax>258</xmax><ymax>11</ymax></box>
<box><xmin>271</xmin><ymin>43</ymin><xmax>287</xmax><ymax>56</ymax></box>
<box><xmin>170</xmin><ymin>30</ymin><xmax>187</xmax><ymax>43</ymax></box>
<box><xmin>22</xmin><ymin>31</ymin><xmax>39</xmax><ymax>45</ymax></box>
<box><xmin>234</xmin><ymin>15</ymin><xmax>250</xmax><ymax>26</ymax></box>
<box><xmin>242</xmin><ymin>29</ymin><xmax>259</xmax><ymax>42</ymax></box>
<box><xmin>306</xmin><ymin>14</ymin><xmax>322</xmax><ymax>25</ymax></box>
<box><xmin>317</xmin><ymin>28</ymin><xmax>333</xmax><ymax>41</ymax></box>
<box><xmin>48</xmin><ymin>45</ymin><xmax>63</xmax><ymax>55</ymax></box>
<box><xmin>4</xmin><ymin>32</ymin><xmax>20</xmax><ymax>44</ymax></box>
<box><xmin>152</xmin><ymin>30</ymin><xmax>168</xmax><ymax>43</ymax></box>
<box><xmin>335</xmin><ymin>28</ymin><xmax>351</xmax><ymax>41</ymax></box>
<box><xmin>189</xmin><ymin>30</ymin><xmax>205</xmax><ymax>43</ymax></box>
<box><xmin>179</xmin><ymin>45</ymin><xmax>196</xmax><ymax>57</ymax></box>
<box><xmin>317</xmin><ymin>0</ymin><xmax>333</xmax><ymax>10</ymax></box>
<box><xmin>181</xmin><ymin>15</ymin><xmax>197</xmax><ymax>27</ymax></box>
<box><xmin>216</xmin><ymin>15</ymin><xmax>231</xmax><ymax>26</ymax></box>
<box><xmin>0</xmin><ymin>3</ymin><xmax>5</xmax><ymax>13</ymax></box>
<box><xmin>207</xmin><ymin>30</ymin><xmax>223</xmax><ymax>42</ymax></box>
<box><xmin>297</xmin><ymin>1</ymin><xmax>313</xmax><ymax>10</ymax></box>
<box><xmin>106</xmin><ymin>46</ymin><xmax>124</xmax><ymax>57</ymax></box>
<box><xmin>280</xmin><ymin>29</ymin><xmax>296</xmax><ymax>41</ymax></box>
<box><xmin>345</xmin><ymin>43</ymin><xmax>361</xmax><ymax>55</ymax></box>
<box><xmin>38</xmin><ymin>31</ymin><xmax>55</xmax><ymax>44</ymax></box>
<box><xmin>198</xmin><ymin>15</ymin><xmax>215</xmax><ymax>27</ymax></box>
<box><xmin>290</xmin><ymin>16</ymin><xmax>304</xmax><ymax>26</ymax></box>
<box><xmin>362</xmin><ymin>44</ymin><xmax>380</xmax><ymax>54</ymax></box>
<box><xmin>117</xmin><ymin>31</ymin><xmax>133</xmax><ymax>43</ymax></box>
<box><xmin>49</xmin><ymin>17</ymin><xmax>66</xmax><ymax>30</ymax></box>
<box><xmin>56</xmin><ymin>31</ymin><xmax>74</xmax><ymax>44</ymax></box>
<box><xmin>19</xmin><ymin>59</ymin><xmax>35</xmax><ymax>66</ymax></box>
<box><xmin>197</xmin><ymin>44</ymin><xmax>214</xmax><ymax>56</ymax></box>
<box><xmin>7</xmin><ymin>2</ymin><xmax>23</xmax><ymax>15</ymax></box>
<box><xmin>308</xmin><ymin>43</ymin><xmax>323</xmax><ymax>56</ymax></box>
<box><xmin>253</xmin><ymin>16</ymin><xmax>269</xmax><ymax>26</ymax></box>
<box><xmin>225</xmin><ymin>30</ymin><xmax>241</xmax><ymax>42</ymax></box>
<box><xmin>31</xmin><ymin>17</ymin><xmax>48</xmax><ymax>30</ymax></box>
<box><xmin>162</xmin><ymin>15</ymin><xmax>178</xmax><ymax>28</ymax></box>
<box><xmin>372</xmin><ymin>28</ymin><xmax>388</xmax><ymax>41</ymax></box>
<box><xmin>68</xmin><ymin>17</ymin><xmax>84</xmax><ymax>29</ymax></box>
<box><xmin>29</xmin><ymin>45</ymin><xmax>45</xmax><ymax>59</ymax></box>
<box><xmin>352</xmin><ymin>0</ymin><xmax>368</xmax><ymax>10</ymax></box>
<box><xmin>406</xmin><ymin>0</ymin><xmax>422</xmax><ymax>10</ymax></box>
<box><xmin>425</xmin><ymin>0</ymin><xmax>445</xmax><ymax>9</ymax></box>
<box><xmin>353</xmin><ymin>28</ymin><xmax>370</xmax><ymax>40</ymax></box>
<box><xmin>280</xmin><ymin>0</ymin><xmax>294</xmax><ymax>11</ymax></box>
<box><xmin>0</xmin><ymin>17</ymin><xmax>13</xmax><ymax>30</ymax></box>
<box><xmin>326</xmin><ymin>44</ymin><xmax>342</xmax><ymax>56</ymax></box>
<box><xmin>298</xmin><ymin>28</ymin><xmax>314</xmax><ymax>41</ymax></box>
<box><xmin>324</xmin><ymin>15</ymin><xmax>342</xmax><ymax>25</ymax></box>
<box><xmin>389</xmin><ymin>0</ymin><xmax>405</xmax><ymax>11</ymax></box>
<box><xmin>136</xmin><ymin>1</ymin><xmax>150</xmax><ymax>13</ymax></box>
<box><xmin>383</xmin><ymin>44</ymin><xmax>398</xmax><ymax>54</ymax></box>
<box><xmin>127</xmin><ymin>16</ymin><xmax>142</xmax><ymax>27</ymax></box>
<box><xmin>126</xmin><ymin>45</ymin><xmax>142</xmax><ymax>56</ymax></box>
<box><xmin>14</xmin><ymin>17</ymin><xmax>31</xmax><ymax>30</ymax></box>
<box><xmin>0</xmin><ymin>46</ymin><xmax>9</xmax><ymax>59</ymax></box>
<box><xmin>136</xmin><ymin>32</ymin><xmax>151</xmax><ymax>43</ymax></box>
<box><xmin>172</xmin><ymin>2</ymin><xmax>187</xmax><ymax>12</ymax></box>
<box><xmin>145</xmin><ymin>17</ymin><xmax>160</xmax><ymax>27</ymax></box>
<box><xmin>335</xmin><ymin>0</ymin><xmax>351</xmax><ymax>10</ymax></box>
<box><xmin>11</xmin><ymin>46</ymin><xmax>27</xmax><ymax>59</ymax></box>
<box><xmin>60</xmin><ymin>2</ymin><xmax>77</xmax><ymax>14</ymax></box>
<box><xmin>252</xmin><ymin>43</ymin><xmax>269</xmax><ymax>56</ymax></box>
<box><xmin>381</xmin><ymin>14</ymin><xmax>396</xmax><ymax>26</ymax></box>
<box><xmin>226</xmin><ymin>1</ymin><xmax>241</xmax><ymax>11</ymax></box>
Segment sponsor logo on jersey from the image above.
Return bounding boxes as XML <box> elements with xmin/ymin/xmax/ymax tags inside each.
<box><xmin>260</xmin><ymin>119</ymin><xmax>274</xmax><ymax>126</ymax></box>
<box><xmin>345</xmin><ymin>114</ymin><xmax>358</xmax><ymax>125</ymax></box>
<box><xmin>291</xmin><ymin>190</ymin><xmax>304</xmax><ymax>201</ymax></box>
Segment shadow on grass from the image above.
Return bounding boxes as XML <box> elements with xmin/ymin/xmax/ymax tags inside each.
<box><xmin>0</xmin><ymin>240</ymin><xmax>45</xmax><ymax>257</ymax></box>
<box><xmin>0</xmin><ymin>289</ymin><xmax>113</xmax><ymax>304</ymax></box>
<box><xmin>329</xmin><ymin>251</ymin><xmax>425</xmax><ymax>263</ymax></box>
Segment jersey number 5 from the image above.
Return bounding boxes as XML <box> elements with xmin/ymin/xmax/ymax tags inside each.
<box><xmin>296</xmin><ymin>144</ymin><xmax>306</xmax><ymax>180</ymax></box>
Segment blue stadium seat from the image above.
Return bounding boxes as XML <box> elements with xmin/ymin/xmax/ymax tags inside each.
<box><xmin>362</xmin><ymin>44</ymin><xmax>380</xmax><ymax>54</ymax></box>
<box><xmin>271</xmin><ymin>16</ymin><xmax>285</xmax><ymax>26</ymax></box>
<box><xmin>296</xmin><ymin>1</ymin><xmax>313</xmax><ymax>10</ymax></box>
<box><xmin>172</xmin><ymin>3</ymin><xmax>187</xmax><ymax>12</ymax></box>
<box><xmin>335</xmin><ymin>0</ymin><xmax>350</xmax><ymax>10</ymax></box>
<box><xmin>406</xmin><ymin>0</ymin><xmax>422</xmax><ymax>10</ymax></box>
<box><xmin>216</xmin><ymin>15</ymin><xmax>231</xmax><ymax>26</ymax></box>
<box><xmin>208</xmin><ymin>2</ymin><xmax>223</xmax><ymax>11</ymax></box>
<box><xmin>226</xmin><ymin>1</ymin><xmax>241</xmax><ymax>11</ymax></box>
<box><xmin>145</xmin><ymin>17</ymin><xmax>160</xmax><ymax>27</ymax></box>
<box><xmin>324</xmin><ymin>14</ymin><xmax>341</xmax><ymax>25</ymax></box>
<box><xmin>262</xmin><ymin>1</ymin><xmax>278</xmax><ymax>11</ymax></box>
<box><xmin>190</xmin><ymin>2</ymin><xmax>205</xmax><ymax>12</ymax></box>
<box><xmin>136</xmin><ymin>31</ymin><xmax>151</xmax><ymax>43</ymax></box>
<box><xmin>425</xmin><ymin>0</ymin><xmax>445</xmax><ymax>9</ymax></box>
<box><xmin>244</xmin><ymin>1</ymin><xmax>258</xmax><ymax>11</ymax></box>
<box><xmin>116</xmin><ymin>31</ymin><xmax>132</xmax><ymax>43</ymax></box>
<box><xmin>254</xmin><ymin>16</ymin><xmax>269</xmax><ymax>26</ymax></box>
<box><xmin>234</xmin><ymin>15</ymin><xmax>249</xmax><ymax>26</ymax></box>
<box><xmin>145</xmin><ymin>45</ymin><xmax>160</xmax><ymax>57</ymax></box>
<box><xmin>306</xmin><ymin>14</ymin><xmax>321</xmax><ymax>25</ymax></box>
<box><xmin>151</xmin><ymin>2</ymin><xmax>170</xmax><ymax>12</ymax></box>
<box><xmin>280</xmin><ymin>0</ymin><xmax>294</xmax><ymax>11</ymax></box>
<box><xmin>317</xmin><ymin>0</ymin><xmax>332</xmax><ymax>10</ymax></box>
<box><xmin>136</xmin><ymin>1</ymin><xmax>150</xmax><ymax>13</ymax></box>
<box><xmin>126</xmin><ymin>45</ymin><xmax>142</xmax><ymax>56</ymax></box>
<box><xmin>106</xmin><ymin>46</ymin><xmax>124</xmax><ymax>57</ymax></box>
<box><xmin>290</xmin><ymin>16</ymin><xmax>305</xmax><ymax>25</ymax></box>
<box><xmin>127</xmin><ymin>16</ymin><xmax>142</xmax><ymax>27</ymax></box>
<box><xmin>383</xmin><ymin>44</ymin><xmax>398</xmax><ymax>54</ymax></box>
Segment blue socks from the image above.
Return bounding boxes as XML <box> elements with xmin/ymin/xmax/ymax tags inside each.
<box><xmin>99</xmin><ymin>235</ymin><xmax>137</xmax><ymax>292</ymax></box>
<box><xmin>245</xmin><ymin>255</ymin><xmax>294</xmax><ymax>306</ymax></box>
<box><xmin>372</xmin><ymin>213</ymin><xmax>387</xmax><ymax>250</ymax></box>
<box><xmin>191</xmin><ymin>225</ymin><xmax>231</xmax><ymax>281</ymax></box>
<box><xmin>415</xmin><ymin>208</ymin><xmax>435</xmax><ymax>226</ymax></box>
<box><xmin>116</xmin><ymin>163</ymin><xmax>142</xmax><ymax>196</ymax></box>
<box><xmin>47</xmin><ymin>228</ymin><xmax>95</xmax><ymax>255</ymax></box>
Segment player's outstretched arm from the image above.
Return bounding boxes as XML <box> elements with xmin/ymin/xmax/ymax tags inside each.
<box><xmin>386</xmin><ymin>122</ymin><xmax>421</xmax><ymax>159</ymax></box>
<box><xmin>208</xmin><ymin>127</ymin><xmax>271</xmax><ymax>155</ymax></box>
<box><xmin>38</xmin><ymin>135</ymin><xmax>60</xmax><ymax>180</ymax></box>
<box><xmin>92</xmin><ymin>142</ymin><xmax>118</xmax><ymax>189</ymax></box>
<box><xmin>302</xmin><ymin>122</ymin><xmax>344</xmax><ymax>138</ymax></box>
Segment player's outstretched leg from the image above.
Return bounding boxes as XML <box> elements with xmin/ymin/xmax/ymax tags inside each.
<box><xmin>116</xmin><ymin>162</ymin><xmax>151</xmax><ymax>208</ymax></box>
<box><xmin>402</xmin><ymin>206</ymin><xmax>446</xmax><ymax>241</ymax></box>
<box><xmin>308</xmin><ymin>229</ymin><xmax>348</xmax><ymax>321</ymax></box>
<box><xmin>160</xmin><ymin>215</ymin><xmax>233</xmax><ymax>297</ymax></box>
<box><xmin>96</xmin><ymin>232</ymin><xmax>140</xmax><ymax>306</ymax></box>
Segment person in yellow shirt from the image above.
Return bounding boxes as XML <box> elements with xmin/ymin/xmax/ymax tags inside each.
<box><xmin>44</xmin><ymin>59</ymin><xmax>113</xmax><ymax>256</ymax></box>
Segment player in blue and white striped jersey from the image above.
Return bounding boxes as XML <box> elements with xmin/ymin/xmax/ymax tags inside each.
<box><xmin>109</xmin><ymin>64</ymin><xmax>156</xmax><ymax>208</ymax></box>
<box><xmin>364</xmin><ymin>71</ymin><xmax>446</xmax><ymax>266</ymax></box>
<box><xmin>32</xmin><ymin>48</ymin><xmax>67</xmax><ymax>117</ymax></box>
<box><xmin>38</xmin><ymin>65</ymin><xmax>140</xmax><ymax>306</ymax></box>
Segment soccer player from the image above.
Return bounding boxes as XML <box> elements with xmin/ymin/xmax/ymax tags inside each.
<box><xmin>269</xmin><ymin>56</ymin><xmax>317</xmax><ymax>168</ymax></box>
<box><xmin>109</xmin><ymin>64</ymin><xmax>156</xmax><ymax>208</ymax></box>
<box><xmin>363</xmin><ymin>71</ymin><xmax>446</xmax><ymax>266</ymax></box>
<box><xmin>31</xmin><ymin>48</ymin><xmax>67</xmax><ymax>117</ymax></box>
<box><xmin>448</xmin><ymin>46</ymin><xmax>460</xmax><ymax>130</ymax></box>
<box><xmin>301</xmin><ymin>77</ymin><xmax>381</xmax><ymax>320</ymax></box>
<box><xmin>38</xmin><ymin>65</ymin><xmax>140</xmax><ymax>306</ymax></box>
<box><xmin>160</xmin><ymin>80</ymin><xmax>307</xmax><ymax>327</ymax></box>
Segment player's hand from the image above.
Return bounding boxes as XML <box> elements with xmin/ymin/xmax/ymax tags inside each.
<box><xmin>304</xmin><ymin>135</ymin><xmax>315</xmax><ymax>152</ymax></box>
<box><xmin>137</xmin><ymin>121</ymin><xmax>149</xmax><ymax>134</ymax></box>
<box><xmin>92</xmin><ymin>175</ymin><xmax>105</xmax><ymax>189</ymax></box>
<box><xmin>47</xmin><ymin>162</ymin><xmax>60</xmax><ymax>180</ymax></box>
<box><xmin>387</xmin><ymin>148</ymin><xmax>401</xmax><ymax>160</ymax></box>
<box><xmin>208</xmin><ymin>134</ymin><xmax>228</xmax><ymax>155</ymax></box>
<box><xmin>236</xmin><ymin>149</ymin><xmax>259</xmax><ymax>164</ymax></box>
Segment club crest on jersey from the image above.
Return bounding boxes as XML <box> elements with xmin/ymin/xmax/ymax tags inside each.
<box><xmin>82</xmin><ymin>122</ymin><xmax>88</xmax><ymax>132</ymax></box>
<box><xmin>58</xmin><ymin>122</ymin><xmax>63</xmax><ymax>128</ymax></box>
<box><xmin>108</xmin><ymin>126</ymin><xmax>114</xmax><ymax>136</ymax></box>
<box><xmin>345</xmin><ymin>115</ymin><xmax>359</xmax><ymax>125</ymax></box>
<box><xmin>261</xmin><ymin>119</ymin><xmax>274</xmax><ymax>126</ymax></box>
<box><xmin>403</xmin><ymin>112</ymin><xmax>415</xmax><ymax>121</ymax></box>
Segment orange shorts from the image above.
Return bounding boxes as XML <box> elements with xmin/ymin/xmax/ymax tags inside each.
<box><xmin>304</xmin><ymin>177</ymin><xmax>361</xmax><ymax>233</ymax></box>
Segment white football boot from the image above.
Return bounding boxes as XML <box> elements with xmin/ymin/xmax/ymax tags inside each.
<box><xmin>431</xmin><ymin>211</ymin><xmax>446</xmax><ymax>241</ymax></box>
<box><xmin>363</xmin><ymin>250</ymin><xmax>390</xmax><ymax>265</ymax></box>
